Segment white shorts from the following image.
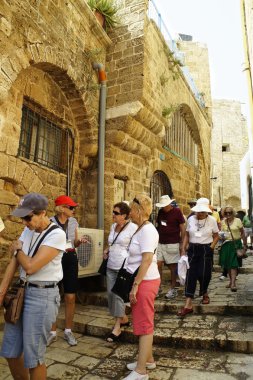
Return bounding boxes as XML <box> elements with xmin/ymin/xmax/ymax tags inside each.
<box><xmin>157</xmin><ymin>243</ymin><xmax>180</xmax><ymax>264</ymax></box>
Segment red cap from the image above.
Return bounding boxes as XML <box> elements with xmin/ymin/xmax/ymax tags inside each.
<box><xmin>55</xmin><ymin>195</ymin><xmax>78</xmax><ymax>207</ymax></box>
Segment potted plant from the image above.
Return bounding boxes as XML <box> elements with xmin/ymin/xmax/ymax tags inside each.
<box><xmin>87</xmin><ymin>0</ymin><xmax>120</xmax><ymax>31</ymax></box>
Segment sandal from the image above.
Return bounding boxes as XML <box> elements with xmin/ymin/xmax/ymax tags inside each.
<box><xmin>226</xmin><ymin>284</ymin><xmax>231</xmax><ymax>288</ymax></box>
<box><xmin>120</xmin><ymin>321</ymin><xmax>130</xmax><ymax>327</ymax></box>
<box><xmin>106</xmin><ymin>332</ymin><xmax>121</xmax><ymax>342</ymax></box>
<box><xmin>202</xmin><ymin>295</ymin><xmax>210</xmax><ymax>304</ymax></box>
<box><xmin>177</xmin><ymin>307</ymin><xmax>193</xmax><ymax>317</ymax></box>
<box><xmin>231</xmin><ymin>287</ymin><xmax>237</xmax><ymax>292</ymax></box>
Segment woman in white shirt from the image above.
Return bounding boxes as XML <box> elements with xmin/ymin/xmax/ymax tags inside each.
<box><xmin>104</xmin><ymin>202</ymin><xmax>137</xmax><ymax>342</ymax></box>
<box><xmin>0</xmin><ymin>193</ymin><xmax>66</xmax><ymax>380</ymax></box>
<box><xmin>179</xmin><ymin>198</ymin><xmax>219</xmax><ymax>317</ymax></box>
<box><xmin>123</xmin><ymin>195</ymin><xmax>160</xmax><ymax>380</ymax></box>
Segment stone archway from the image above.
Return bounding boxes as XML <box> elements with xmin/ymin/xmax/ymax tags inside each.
<box><xmin>150</xmin><ymin>170</ymin><xmax>173</xmax><ymax>224</ymax></box>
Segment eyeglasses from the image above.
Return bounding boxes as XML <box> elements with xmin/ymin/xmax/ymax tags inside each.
<box><xmin>188</xmin><ymin>203</ymin><xmax>196</xmax><ymax>207</ymax></box>
<box><xmin>65</xmin><ymin>206</ymin><xmax>76</xmax><ymax>211</ymax></box>
<box><xmin>21</xmin><ymin>214</ymin><xmax>35</xmax><ymax>222</ymax></box>
<box><xmin>224</xmin><ymin>211</ymin><xmax>233</xmax><ymax>215</ymax></box>
<box><xmin>113</xmin><ymin>210</ymin><xmax>121</xmax><ymax>216</ymax></box>
<box><xmin>133</xmin><ymin>197</ymin><xmax>140</xmax><ymax>205</ymax></box>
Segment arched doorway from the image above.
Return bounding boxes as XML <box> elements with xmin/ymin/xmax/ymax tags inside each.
<box><xmin>150</xmin><ymin>171</ymin><xmax>173</xmax><ymax>224</ymax></box>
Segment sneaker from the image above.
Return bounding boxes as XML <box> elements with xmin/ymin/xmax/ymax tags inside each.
<box><xmin>122</xmin><ymin>370</ymin><xmax>149</xmax><ymax>380</ymax></box>
<box><xmin>165</xmin><ymin>288</ymin><xmax>177</xmax><ymax>299</ymax></box>
<box><xmin>219</xmin><ymin>275</ymin><xmax>226</xmax><ymax>281</ymax></box>
<box><xmin>64</xmin><ymin>331</ymin><xmax>77</xmax><ymax>346</ymax></box>
<box><xmin>127</xmin><ymin>361</ymin><xmax>156</xmax><ymax>371</ymax></box>
<box><xmin>47</xmin><ymin>333</ymin><xmax>57</xmax><ymax>346</ymax></box>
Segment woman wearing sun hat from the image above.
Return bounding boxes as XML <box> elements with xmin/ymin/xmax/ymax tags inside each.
<box><xmin>178</xmin><ymin>198</ymin><xmax>219</xmax><ymax>317</ymax></box>
<box><xmin>47</xmin><ymin>195</ymin><xmax>87</xmax><ymax>347</ymax></box>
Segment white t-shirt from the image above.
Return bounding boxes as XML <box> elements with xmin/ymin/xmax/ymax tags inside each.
<box><xmin>187</xmin><ymin>215</ymin><xmax>219</xmax><ymax>244</ymax></box>
<box><xmin>19</xmin><ymin>224</ymin><xmax>66</xmax><ymax>282</ymax></box>
<box><xmin>107</xmin><ymin>222</ymin><xmax>137</xmax><ymax>270</ymax></box>
<box><xmin>125</xmin><ymin>223</ymin><xmax>160</xmax><ymax>280</ymax></box>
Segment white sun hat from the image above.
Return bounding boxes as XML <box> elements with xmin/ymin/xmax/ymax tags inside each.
<box><xmin>155</xmin><ymin>195</ymin><xmax>175</xmax><ymax>208</ymax></box>
<box><xmin>191</xmin><ymin>197</ymin><xmax>210</xmax><ymax>213</ymax></box>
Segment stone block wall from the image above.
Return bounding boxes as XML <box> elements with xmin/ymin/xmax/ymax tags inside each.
<box><xmin>211</xmin><ymin>100</ymin><xmax>249</xmax><ymax>209</ymax></box>
<box><xmin>0</xmin><ymin>0</ymin><xmax>110</xmax><ymax>274</ymax></box>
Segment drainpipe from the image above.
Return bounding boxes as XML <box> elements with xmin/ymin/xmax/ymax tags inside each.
<box><xmin>241</xmin><ymin>0</ymin><xmax>253</xmax><ymax>210</ymax></box>
<box><xmin>92</xmin><ymin>63</ymin><xmax>107</xmax><ymax>229</ymax></box>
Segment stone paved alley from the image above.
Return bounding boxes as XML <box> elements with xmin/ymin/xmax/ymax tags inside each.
<box><xmin>1</xmin><ymin>254</ymin><xmax>253</xmax><ymax>379</ymax></box>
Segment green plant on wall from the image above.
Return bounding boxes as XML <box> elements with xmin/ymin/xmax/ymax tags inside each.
<box><xmin>160</xmin><ymin>73</ymin><xmax>169</xmax><ymax>87</ymax></box>
<box><xmin>87</xmin><ymin>0</ymin><xmax>120</xmax><ymax>31</ymax></box>
<box><xmin>162</xmin><ymin>104</ymin><xmax>178</xmax><ymax>119</ymax></box>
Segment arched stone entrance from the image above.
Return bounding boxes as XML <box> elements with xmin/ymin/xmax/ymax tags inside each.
<box><xmin>150</xmin><ymin>170</ymin><xmax>173</xmax><ymax>224</ymax></box>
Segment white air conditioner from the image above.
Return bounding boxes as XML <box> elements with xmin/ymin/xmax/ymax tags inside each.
<box><xmin>76</xmin><ymin>228</ymin><xmax>104</xmax><ymax>277</ymax></box>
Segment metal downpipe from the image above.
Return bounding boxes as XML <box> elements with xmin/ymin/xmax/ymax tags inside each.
<box><xmin>93</xmin><ymin>63</ymin><xmax>107</xmax><ymax>229</ymax></box>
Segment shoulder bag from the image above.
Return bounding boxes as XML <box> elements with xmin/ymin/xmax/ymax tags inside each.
<box><xmin>226</xmin><ymin>221</ymin><xmax>247</xmax><ymax>259</ymax></box>
<box><xmin>3</xmin><ymin>224</ymin><xmax>59</xmax><ymax>324</ymax></box>
<box><xmin>98</xmin><ymin>221</ymin><xmax>130</xmax><ymax>276</ymax></box>
<box><xmin>111</xmin><ymin>221</ymin><xmax>148</xmax><ymax>302</ymax></box>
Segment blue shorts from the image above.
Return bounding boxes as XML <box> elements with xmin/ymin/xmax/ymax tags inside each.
<box><xmin>0</xmin><ymin>285</ymin><xmax>60</xmax><ymax>368</ymax></box>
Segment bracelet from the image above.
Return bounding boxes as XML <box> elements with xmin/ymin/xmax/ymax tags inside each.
<box><xmin>133</xmin><ymin>281</ymin><xmax>139</xmax><ymax>287</ymax></box>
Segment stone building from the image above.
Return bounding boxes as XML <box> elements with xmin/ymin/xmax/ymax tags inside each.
<box><xmin>211</xmin><ymin>100</ymin><xmax>248</xmax><ymax>209</ymax></box>
<box><xmin>0</xmin><ymin>0</ymin><xmax>212</xmax><ymax>276</ymax></box>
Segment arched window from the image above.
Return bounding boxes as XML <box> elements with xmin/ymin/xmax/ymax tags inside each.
<box><xmin>150</xmin><ymin>171</ymin><xmax>173</xmax><ymax>224</ymax></box>
<box><xmin>164</xmin><ymin>109</ymin><xmax>197</xmax><ymax>165</ymax></box>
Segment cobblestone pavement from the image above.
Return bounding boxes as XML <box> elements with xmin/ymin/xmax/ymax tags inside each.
<box><xmin>1</xmin><ymin>330</ymin><xmax>253</xmax><ymax>379</ymax></box>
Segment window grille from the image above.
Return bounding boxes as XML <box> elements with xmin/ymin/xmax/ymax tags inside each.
<box><xmin>163</xmin><ymin>110</ymin><xmax>197</xmax><ymax>165</ymax></box>
<box><xmin>150</xmin><ymin>171</ymin><xmax>173</xmax><ymax>225</ymax></box>
<box><xmin>18</xmin><ymin>98</ymin><xmax>74</xmax><ymax>174</ymax></box>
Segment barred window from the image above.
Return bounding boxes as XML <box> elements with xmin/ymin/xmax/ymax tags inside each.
<box><xmin>18</xmin><ymin>98</ymin><xmax>74</xmax><ymax>174</ymax></box>
<box><xmin>163</xmin><ymin>110</ymin><xmax>197</xmax><ymax>165</ymax></box>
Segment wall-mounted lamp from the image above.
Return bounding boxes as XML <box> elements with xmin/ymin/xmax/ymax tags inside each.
<box><xmin>210</xmin><ymin>177</ymin><xmax>218</xmax><ymax>182</ymax></box>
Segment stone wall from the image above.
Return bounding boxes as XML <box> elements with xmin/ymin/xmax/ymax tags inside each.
<box><xmin>105</xmin><ymin>1</ymin><xmax>212</xmax><ymax>227</ymax></box>
<box><xmin>0</xmin><ymin>0</ymin><xmax>110</xmax><ymax>274</ymax></box>
<box><xmin>211</xmin><ymin>100</ymin><xmax>249</xmax><ymax>209</ymax></box>
<box><xmin>178</xmin><ymin>41</ymin><xmax>212</xmax><ymax>118</ymax></box>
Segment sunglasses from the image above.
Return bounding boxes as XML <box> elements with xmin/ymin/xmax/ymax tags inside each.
<box><xmin>65</xmin><ymin>205</ymin><xmax>76</xmax><ymax>210</ymax></box>
<box><xmin>113</xmin><ymin>210</ymin><xmax>121</xmax><ymax>215</ymax></box>
<box><xmin>188</xmin><ymin>203</ymin><xmax>196</xmax><ymax>206</ymax></box>
<box><xmin>21</xmin><ymin>214</ymin><xmax>35</xmax><ymax>222</ymax></box>
<box><xmin>224</xmin><ymin>211</ymin><xmax>233</xmax><ymax>215</ymax></box>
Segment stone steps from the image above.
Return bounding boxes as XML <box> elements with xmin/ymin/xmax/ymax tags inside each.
<box><xmin>56</xmin><ymin>304</ymin><xmax>253</xmax><ymax>353</ymax></box>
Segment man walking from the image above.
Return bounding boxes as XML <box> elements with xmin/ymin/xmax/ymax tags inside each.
<box><xmin>156</xmin><ymin>195</ymin><xmax>186</xmax><ymax>299</ymax></box>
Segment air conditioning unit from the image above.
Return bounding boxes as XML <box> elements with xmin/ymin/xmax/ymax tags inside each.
<box><xmin>76</xmin><ymin>228</ymin><xmax>104</xmax><ymax>277</ymax></box>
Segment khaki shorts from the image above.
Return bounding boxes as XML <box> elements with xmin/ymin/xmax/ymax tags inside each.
<box><xmin>157</xmin><ymin>243</ymin><xmax>180</xmax><ymax>264</ymax></box>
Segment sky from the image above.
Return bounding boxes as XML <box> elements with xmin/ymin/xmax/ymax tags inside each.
<box><xmin>153</xmin><ymin>0</ymin><xmax>248</xmax><ymax>113</ymax></box>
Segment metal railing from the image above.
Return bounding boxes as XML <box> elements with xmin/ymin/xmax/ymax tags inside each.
<box><xmin>147</xmin><ymin>0</ymin><xmax>205</xmax><ymax>108</ymax></box>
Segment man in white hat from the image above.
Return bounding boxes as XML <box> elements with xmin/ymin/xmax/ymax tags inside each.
<box><xmin>156</xmin><ymin>195</ymin><xmax>186</xmax><ymax>299</ymax></box>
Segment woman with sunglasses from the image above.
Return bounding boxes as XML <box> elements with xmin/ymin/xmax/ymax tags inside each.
<box><xmin>104</xmin><ymin>202</ymin><xmax>137</xmax><ymax>342</ymax></box>
<box><xmin>219</xmin><ymin>206</ymin><xmax>247</xmax><ymax>291</ymax></box>
<box><xmin>123</xmin><ymin>195</ymin><xmax>160</xmax><ymax>380</ymax></box>
<box><xmin>0</xmin><ymin>193</ymin><xmax>66</xmax><ymax>380</ymax></box>
<box><xmin>47</xmin><ymin>195</ymin><xmax>87</xmax><ymax>346</ymax></box>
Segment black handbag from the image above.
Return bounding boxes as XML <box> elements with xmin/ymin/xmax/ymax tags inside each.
<box><xmin>98</xmin><ymin>221</ymin><xmax>130</xmax><ymax>276</ymax></box>
<box><xmin>98</xmin><ymin>258</ymin><xmax>108</xmax><ymax>275</ymax></box>
<box><xmin>111</xmin><ymin>259</ymin><xmax>139</xmax><ymax>302</ymax></box>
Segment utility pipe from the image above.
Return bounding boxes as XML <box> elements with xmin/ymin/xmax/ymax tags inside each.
<box><xmin>92</xmin><ymin>63</ymin><xmax>107</xmax><ymax>229</ymax></box>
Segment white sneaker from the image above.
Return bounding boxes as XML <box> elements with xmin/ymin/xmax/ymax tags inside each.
<box><xmin>219</xmin><ymin>275</ymin><xmax>226</xmax><ymax>281</ymax></box>
<box><xmin>47</xmin><ymin>333</ymin><xmax>57</xmax><ymax>346</ymax></box>
<box><xmin>165</xmin><ymin>288</ymin><xmax>177</xmax><ymax>299</ymax></box>
<box><xmin>64</xmin><ymin>331</ymin><xmax>77</xmax><ymax>346</ymax></box>
<box><xmin>127</xmin><ymin>362</ymin><xmax>156</xmax><ymax>370</ymax></box>
<box><xmin>122</xmin><ymin>370</ymin><xmax>149</xmax><ymax>380</ymax></box>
